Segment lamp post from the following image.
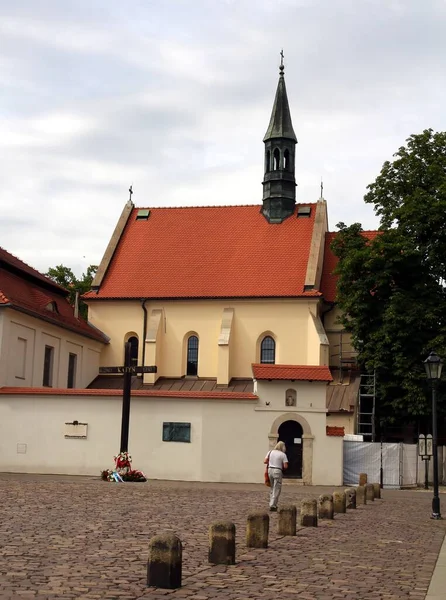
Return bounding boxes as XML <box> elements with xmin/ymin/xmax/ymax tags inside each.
<box><xmin>423</xmin><ymin>351</ymin><xmax>443</xmax><ymax>520</ymax></box>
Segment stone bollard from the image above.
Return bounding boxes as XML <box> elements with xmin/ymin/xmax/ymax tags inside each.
<box><xmin>345</xmin><ymin>488</ymin><xmax>356</xmax><ymax>509</ymax></box>
<box><xmin>333</xmin><ymin>490</ymin><xmax>346</xmax><ymax>514</ymax></box>
<box><xmin>208</xmin><ymin>521</ymin><xmax>236</xmax><ymax>565</ymax></box>
<box><xmin>373</xmin><ymin>483</ymin><xmax>381</xmax><ymax>499</ymax></box>
<box><xmin>278</xmin><ymin>505</ymin><xmax>297</xmax><ymax>536</ymax></box>
<box><xmin>246</xmin><ymin>512</ymin><xmax>269</xmax><ymax>548</ymax></box>
<box><xmin>365</xmin><ymin>483</ymin><xmax>375</xmax><ymax>502</ymax></box>
<box><xmin>147</xmin><ymin>533</ymin><xmax>182</xmax><ymax>589</ymax></box>
<box><xmin>359</xmin><ymin>473</ymin><xmax>368</xmax><ymax>486</ymax></box>
<box><xmin>318</xmin><ymin>494</ymin><xmax>334</xmax><ymax>519</ymax></box>
<box><xmin>300</xmin><ymin>498</ymin><xmax>318</xmax><ymax>527</ymax></box>
<box><xmin>356</xmin><ymin>485</ymin><xmax>367</xmax><ymax>505</ymax></box>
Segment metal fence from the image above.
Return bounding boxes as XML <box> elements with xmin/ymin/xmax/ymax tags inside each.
<box><xmin>343</xmin><ymin>441</ymin><xmax>418</xmax><ymax>489</ymax></box>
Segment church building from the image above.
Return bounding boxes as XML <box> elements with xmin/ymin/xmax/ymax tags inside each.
<box><xmin>82</xmin><ymin>62</ymin><xmax>355</xmax><ymax>485</ymax></box>
<box><xmin>0</xmin><ymin>62</ymin><xmax>359</xmax><ymax>484</ymax></box>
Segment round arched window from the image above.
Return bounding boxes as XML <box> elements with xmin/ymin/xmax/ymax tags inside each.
<box><xmin>260</xmin><ymin>336</ymin><xmax>275</xmax><ymax>364</ymax></box>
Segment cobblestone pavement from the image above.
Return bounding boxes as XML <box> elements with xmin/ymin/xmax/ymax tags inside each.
<box><xmin>0</xmin><ymin>474</ymin><xmax>445</xmax><ymax>600</ymax></box>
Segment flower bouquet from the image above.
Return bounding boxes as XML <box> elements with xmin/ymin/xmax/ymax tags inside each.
<box><xmin>101</xmin><ymin>451</ymin><xmax>147</xmax><ymax>482</ymax></box>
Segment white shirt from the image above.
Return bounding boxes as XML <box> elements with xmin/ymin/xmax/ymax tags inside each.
<box><xmin>266</xmin><ymin>449</ymin><xmax>288</xmax><ymax>469</ymax></box>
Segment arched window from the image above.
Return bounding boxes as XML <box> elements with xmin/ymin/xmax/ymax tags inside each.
<box><xmin>128</xmin><ymin>336</ymin><xmax>139</xmax><ymax>366</ymax></box>
<box><xmin>266</xmin><ymin>150</ymin><xmax>271</xmax><ymax>172</ymax></box>
<box><xmin>187</xmin><ymin>335</ymin><xmax>199</xmax><ymax>376</ymax></box>
<box><xmin>273</xmin><ymin>148</ymin><xmax>280</xmax><ymax>170</ymax></box>
<box><xmin>284</xmin><ymin>149</ymin><xmax>290</xmax><ymax>171</ymax></box>
<box><xmin>260</xmin><ymin>336</ymin><xmax>275</xmax><ymax>364</ymax></box>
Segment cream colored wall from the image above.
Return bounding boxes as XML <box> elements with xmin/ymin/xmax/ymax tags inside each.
<box><xmin>0</xmin><ymin>388</ymin><xmax>343</xmax><ymax>485</ymax></box>
<box><xmin>87</xmin><ymin>298</ymin><xmax>326</xmax><ymax>379</ymax></box>
<box><xmin>0</xmin><ymin>308</ymin><xmax>103</xmax><ymax>388</ymax></box>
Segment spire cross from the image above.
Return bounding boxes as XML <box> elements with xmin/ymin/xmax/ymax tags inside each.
<box><xmin>320</xmin><ymin>177</ymin><xmax>324</xmax><ymax>198</ymax></box>
<box><xmin>129</xmin><ymin>185</ymin><xmax>133</xmax><ymax>201</ymax></box>
<box><xmin>280</xmin><ymin>49</ymin><xmax>284</xmax><ymax>67</ymax></box>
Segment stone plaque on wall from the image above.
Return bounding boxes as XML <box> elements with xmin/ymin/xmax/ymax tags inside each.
<box><xmin>64</xmin><ymin>422</ymin><xmax>88</xmax><ymax>439</ymax></box>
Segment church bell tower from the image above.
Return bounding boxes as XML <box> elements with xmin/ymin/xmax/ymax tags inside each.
<box><xmin>262</xmin><ymin>54</ymin><xmax>297</xmax><ymax>223</ymax></box>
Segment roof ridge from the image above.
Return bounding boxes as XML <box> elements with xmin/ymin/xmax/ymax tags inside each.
<box><xmin>133</xmin><ymin>202</ymin><xmax>318</xmax><ymax>210</ymax></box>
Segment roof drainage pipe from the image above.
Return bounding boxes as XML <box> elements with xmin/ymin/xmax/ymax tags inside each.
<box><xmin>141</xmin><ymin>299</ymin><xmax>148</xmax><ymax>367</ymax></box>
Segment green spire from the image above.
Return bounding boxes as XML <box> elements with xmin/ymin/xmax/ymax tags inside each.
<box><xmin>263</xmin><ymin>58</ymin><xmax>297</xmax><ymax>143</ymax></box>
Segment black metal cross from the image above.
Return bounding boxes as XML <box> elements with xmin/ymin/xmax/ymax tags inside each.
<box><xmin>280</xmin><ymin>49</ymin><xmax>284</xmax><ymax>67</ymax></box>
<box><xmin>129</xmin><ymin>185</ymin><xmax>133</xmax><ymax>201</ymax></box>
<box><xmin>99</xmin><ymin>343</ymin><xmax>157</xmax><ymax>452</ymax></box>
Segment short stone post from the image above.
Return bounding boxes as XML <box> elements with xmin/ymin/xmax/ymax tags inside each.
<box><xmin>359</xmin><ymin>473</ymin><xmax>368</xmax><ymax>486</ymax></box>
<box><xmin>356</xmin><ymin>485</ymin><xmax>367</xmax><ymax>505</ymax></box>
<box><xmin>373</xmin><ymin>483</ymin><xmax>381</xmax><ymax>499</ymax></box>
<box><xmin>278</xmin><ymin>505</ymin><xmax>297</xmax><ymax>536</ymax></box>
<box><xmin>365</xmin><ymin>483</ymin><xmax>375</xmax><ymax>502</ymax></box>
<box><xmin>318</xmin><ymin>494</ymin><xmax>334</xmax><ymax>519</ymax></box>
<box><xmin>147</xmin><ymin>533</ymin><xmax>182</xmax><ymax>589</ymax></box>
<box><xmin>208</xmin><ymin>521</ymin><xmax>236</xmax><ymax>565</ymax></box>
<box><xmin>345</xmin><ymin>488</ymin><xmax>356</xmax><ymax>509</ymax></box>
<box><xmin>300</xmin><ymin>498</ymin><xmax>318</xmax><ymax>527</ymax></box>
<box><xmin>246</xmin><ymin>512</ymin><xmax>269</xmax><ymax>548</ymax></box>
<box><xmin>333</xmin><ymin>490</ymin><xmax>346</xmax><ymax>513</ymax></box>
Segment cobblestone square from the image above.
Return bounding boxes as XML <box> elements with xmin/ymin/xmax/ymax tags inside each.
<box><xmin>0</xmin><ymin>474</ymin><xmax>445</xmax><ymax>599</ymax></box>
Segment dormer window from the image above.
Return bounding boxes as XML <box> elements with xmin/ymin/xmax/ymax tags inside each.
<box><xmin>45</xmin><ymin>301</ymin><xmax>58</xmax><ymax>313</ymax></box>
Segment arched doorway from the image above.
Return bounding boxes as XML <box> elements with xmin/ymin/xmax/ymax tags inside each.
<box><xmin>278</xmin><ymin>420</ymin><xmax>303</xmax><ymax>478</ymax></box>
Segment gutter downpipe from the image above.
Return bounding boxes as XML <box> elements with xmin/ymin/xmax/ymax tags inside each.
<box><xmin>141</xmin><ymin>299</ymin><xmax>148</xmax><ymax>368</ymax></box>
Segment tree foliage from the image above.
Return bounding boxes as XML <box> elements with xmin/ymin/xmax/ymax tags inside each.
<box><xmin>46</xmin><ymin>264</ymin><xmax>97</xmax><ymax>320</ymax></box>
<box><xmin>332</xmin><ymin>129</ymin><xmax>446</xmax><ymax>422</ymax></box>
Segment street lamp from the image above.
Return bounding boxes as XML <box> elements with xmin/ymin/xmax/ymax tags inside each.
<box><xmin>424</xmin><ymin>351</ymin><xmax>443</xmax><ymax>520</ymax></box>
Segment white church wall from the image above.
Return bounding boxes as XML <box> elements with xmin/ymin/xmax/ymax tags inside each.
<box><xmin>0</xmin><ymin>390</ymin><xmax>343</xmax><ymax>485</ymax></box>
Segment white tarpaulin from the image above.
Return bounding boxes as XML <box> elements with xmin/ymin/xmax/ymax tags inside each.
<box><xmin>343</xmin><ymin>441</ymin><xmax>417</xmax><ymax>489</ymax></box>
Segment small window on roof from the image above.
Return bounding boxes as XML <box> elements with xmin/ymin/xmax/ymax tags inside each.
<box><xmin>45</xmin><ymin>301</ymin><xmax>58</xmax><ymax>313</ymax></box>
<box><xmin>297</xmin><ymin>206</ymin><xmax>311</xmax><ymax>217</ymax></box>
<box><xmin>136</xmin><ymin>209</ymin><xmax>150</xmax><ymax>220</ymax></box>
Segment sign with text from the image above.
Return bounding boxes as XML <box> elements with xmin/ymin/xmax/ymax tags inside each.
<box><xmin>99</xmin><ymin>365</ymin><xmax>157</xmax><ymax>375</ymax></box>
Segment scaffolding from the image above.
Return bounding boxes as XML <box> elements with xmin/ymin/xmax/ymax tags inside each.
<box><xmin>357</xmin><ymin>372</ymin><xmax>376</xmax><ymax>441</ymax></box>
<box><xmin>331</xmin><ymin>330</ymin><xmax>357</xmax><ymax>383</ymax></box>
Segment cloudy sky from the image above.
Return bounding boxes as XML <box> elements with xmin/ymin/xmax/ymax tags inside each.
<box><xmin>1</xmin><ymin>0</ymin><xmax>445</xmax><ymax>276</ymax></box>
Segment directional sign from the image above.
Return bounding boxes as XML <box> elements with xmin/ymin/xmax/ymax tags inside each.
<box><xmin>99</xmin><ymin>365</ymin><xmax>157</xmax><ymax>375</ymax></box>
<box><xmin>419</xmin><ymin>434</ymin><xmax>426</xmax><ymax>456</ymax></box>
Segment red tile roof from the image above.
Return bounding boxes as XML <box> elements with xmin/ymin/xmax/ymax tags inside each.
<box><xmin>326</xmin><ymin>426</ymin><xmax>345</xmax><ymax>437</ymax></box>
<box><xmin>0</xmin><ymin>249</ymin><xmax>107</xmax><ymax>343</ymax></box>
<box><xmin>320</xmin><ymin>231</ymin><xmax>379</xmax><ymax>303</ymax></box>
<box><xmin>0</xmin><ymin>247</ymin><xmax>66</xmax><ymax>292</ymax></box>
<box><xmin>0</xmin><ymin>387</ymin><xmax>257</xmax><ymax>400</ymax></box>
<box><xmin>85</xmin><ymin>204</ymin><xmax>322</xmax><ymax>300</ymax></box>
<box><xmin>252</xmin><ymin>364</ymin><xmax>333</xmax><ymax>382</ymax></box>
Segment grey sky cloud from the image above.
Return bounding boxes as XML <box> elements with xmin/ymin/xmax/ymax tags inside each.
<box><xmin>1</xmin><ymin>0</ymin><xmax>445</xmax><ymax>275</ymax></box>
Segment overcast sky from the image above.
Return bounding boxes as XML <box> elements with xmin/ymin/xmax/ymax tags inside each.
<box><xmin>1</xmin><ymin>0</ymin><xmax>445</xmax><ymax>277</ymax></box>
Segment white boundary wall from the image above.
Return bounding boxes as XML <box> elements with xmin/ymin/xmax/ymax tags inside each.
<box><xmin>0</xmin><ymin>390</ymin><xmax>344</xmax><ymax>485</ymax></box>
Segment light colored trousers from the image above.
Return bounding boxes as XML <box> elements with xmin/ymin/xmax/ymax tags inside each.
<box><xmin>268</xmin><ymin>467</ymin><xmax>283</xmax><ymax>508</ymax></box>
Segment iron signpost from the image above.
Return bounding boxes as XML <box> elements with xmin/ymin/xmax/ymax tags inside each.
<box><xmin>99</xmin><ymin>341</ymin><xmax>157</xmax><ymax>453</ymax></box>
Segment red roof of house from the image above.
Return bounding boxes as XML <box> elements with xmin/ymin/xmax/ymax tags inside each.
<box><xmin>326</xmin><ymin>426</ymin><xmax>345</xmax><ymax>437</ymax></box>
<box><xmin>85</xmin><ymin>204</ymin><xmax>322</xmax><ymax>300</ymax></box>
<box><xmin>320</xmin><ymin>231</ymin><xmax>379</xmax><ymax>303</ymax></box>
<box><xmin>0</xmin><ymin>247</ymin><xmax>66</xmax><ymax>291</ymax></box>
<box><xmin>252</xmin><ymin>364</ymin><xmax>333</xmax><ymax>382</ymax></box>
<box><xmin>0</xmin><ymin>248</ymin><xmax>107</xmax><ymax>343</ymax></box>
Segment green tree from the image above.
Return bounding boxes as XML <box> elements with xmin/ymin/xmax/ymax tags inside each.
<box><xmin>46</xmin><ymin>264</ymin><xmax>97</xmax><ymax>320</ymax></box>
<box><xmin>332</xmin><ymin>129</ymin><xmax>446</xmax><ymax>424</ymax></box>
